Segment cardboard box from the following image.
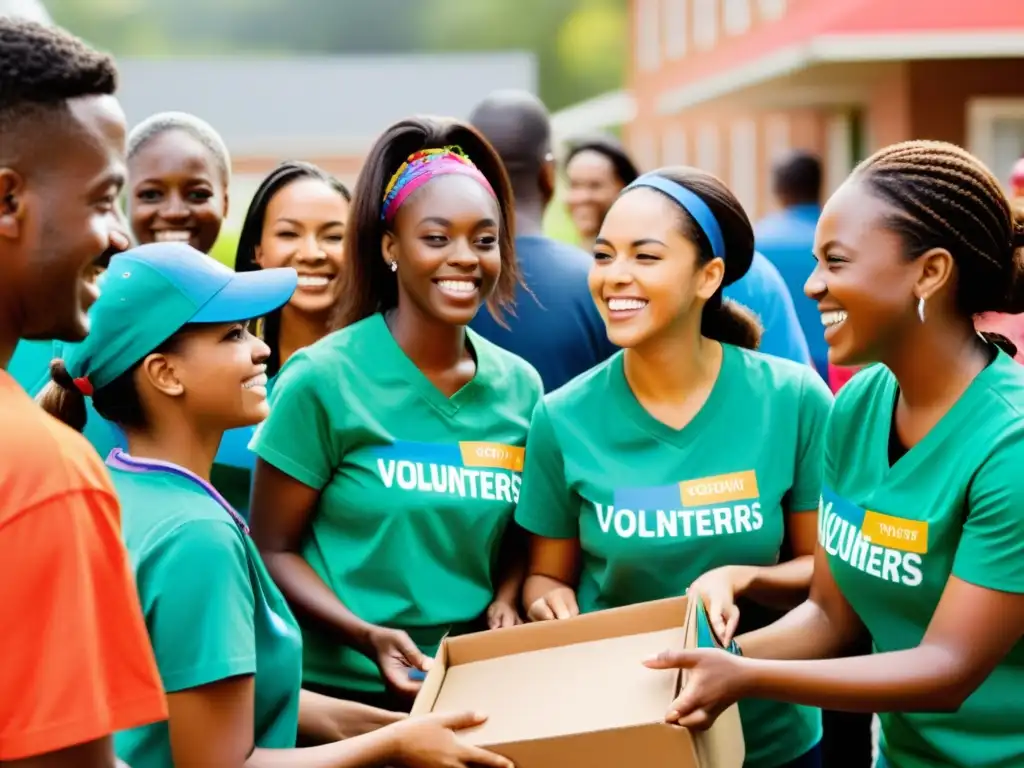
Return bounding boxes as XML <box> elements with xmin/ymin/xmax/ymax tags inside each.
<box><xmin>411</xmin><ymin>596</ymin><xmax>744</xmax><ymax>768</ymax></box>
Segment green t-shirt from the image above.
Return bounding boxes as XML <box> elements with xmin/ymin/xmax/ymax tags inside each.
<box><xmin>821</xmin><ymin>351</ymin><xmax>1024</xmax><ymax>768</ymax></box>
<box><xmin>109</xmin><ymin>451</ymin><xmax>303</xmax><ymax>768</ymax></box>
<box><xmin>515</xmin><ymin>345</ymin><xmax>832</xmax><ymax>768</ymax></box>
<box><xmin>250</xmin><ymin>313</ymin><xmax>543</xmax><ymax>693</ymax></box>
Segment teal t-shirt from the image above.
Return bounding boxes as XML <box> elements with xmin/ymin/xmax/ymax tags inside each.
<box><xmin>251</xmin><ymin>313</ymin><xmax>543</xmax><ymax>693</ymax></box>
<box><xmin>9</xmin><ymin>338</ymin><xmax>261</xmax><ymax>517</ymax></box>
<box><xmin>515</xmin><ymin>345</ymin><xmax>832</xmax><ymax>768</ymax></box>
<box><xmin>109</xmin><ymin>451</ymin><xmax>303</xmax><ymax>768</ymax></box>
<box><xmin>821</xmin><ymin>350</ymin><xmax>1024</xmax><ymax>768</ymax></box>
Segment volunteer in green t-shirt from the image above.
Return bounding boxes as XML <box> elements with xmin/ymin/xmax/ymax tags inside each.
<box><xmin>218</xmin><ymin>160</ymin><xmax>351</xmax><ymax>517</ymax></box>
<box><xmin>515</xmin><ymin>166</ymin><xmax>833</xmax><ymax>768</ymax></box>
<box><xmin>38</xmin><ymin>241</ymin><xmax>512</xmax><ymax>768</ymax></box>
<box><xmin>249</xmin><ymin>117</ymin><xmax>543</xmax><ymax>711</ymax></box>
<box><xmin>644</xmin><ymin>141</ymin><xmax>1024</xmax><ymax>768</ymax></box>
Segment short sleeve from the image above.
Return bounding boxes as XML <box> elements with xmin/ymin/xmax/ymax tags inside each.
<box><xmin>0</xmin><ymin>492</ymin><xmax>167</xmax><ymax>761</ymax></box>
<box><xmin>514</xmin><ymin>400</ymin><xmax>579</xmax><ymax>539</ymax></box>
<box><xmin>953</xmin><ymin>435</ymin><xmax>1024</xmax><ymax>593</ymax></box>
<box><xmin>139</xmin><ymin>520</ymin><xmax>257</xmax><ymax>693</ymax></box>
<box><xmin>250</xmin><ymin>353</ymin><xmax>337</xmax><ymax>489</ymax></box>
<box><xmin>788</xmin><ymin>370</ymin><xmax>834</xmax><ymax>512</ymax></box>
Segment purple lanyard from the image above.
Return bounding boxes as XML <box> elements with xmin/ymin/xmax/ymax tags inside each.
<box><xmin>106</xmin><ymin>448</ymin><xmax>250</xmax><ymax>534</ymax></box>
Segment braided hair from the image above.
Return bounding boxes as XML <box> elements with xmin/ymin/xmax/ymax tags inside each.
<box><xmin>854</xmin><ymin>140</ymin><xmax>1024</xmax><ymax>354</ymax></box>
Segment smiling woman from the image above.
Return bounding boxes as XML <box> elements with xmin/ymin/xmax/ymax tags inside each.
<box><xmin>205</xmin><ymin>161</ymin><xmax>354</xmax><ymax>518</ymax></box>
<box><xmin>516</xmin><ymin>166</ymin><xmax>834</xmax><ymax>768</ymax></box>
<box><xmin>234</xmin><ymin>160</ymin><xmax>351</xmax><ymax>377</ymax></box>
<box><xmin>126</xmin><ymin>111</ymin><xmax>230</xmax><ymax>255</ymax></box>
<box><xmin>248</xmin><ymin>116</ymin><xmax>543</xmax><ymax>711</ymax></box>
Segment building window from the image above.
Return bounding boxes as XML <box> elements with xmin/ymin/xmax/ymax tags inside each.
<box><xmin>632</xmin><ymin>129</ymin><xmax>660</xmax><ymax>172</ymax></box>
<box><xmin>730</xmin><ymin>120</ymin><xmax>758</xmax><ymax>215</ymax></box>
<box><xmin>764</xmin><ymin>114</ymin><xmax>791</xmax><ymax>165</ymax></box>
<box><xmin>636</xmin><ymin>0</ymin><xmax>661</xmax><ymax>72</ymax></box>
<box><xmin>762</xmin><ymin>114</ymin><xmax>790</xmax><ymax>206</ymax></box>
<box><xmin>967</xmin><ymin>98</ymin><xmax>1024</xmax><ymax>194</ymax></box>
<box><xmin>723</xmin><ymin>0</ymin><xmax>751</xmax><ymax>35</ymax></box>
<box><xmin>825</xmin><ymin>113</ymin><xmax>854</xmax><ymax>196</ymax></box>
<box><xmin>693</xmin><ymin>0</ymin><xmax>718</xmax><ymax>50</ymax></box>
<box><xmin>662</xmin><ymin>125</ymin><xmax>688</xmax><ymax>165</ymax></box>
<box><xmin>696</xmin><ymin>123</ymin><xmax>720</xmax><ymax>176</ymax></box>
<box><xmin>758</xmin><ymin>0</ymin><xmax>786</xmax><ymax>22</ymax></box>
<box><xmin>663</xmin><ymin>0</ymin><xmax>688</xmax><ymax>59</ymax></box>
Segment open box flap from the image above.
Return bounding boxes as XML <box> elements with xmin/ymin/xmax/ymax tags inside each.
<box><xmin>676</xmin><ymin>595</ymin><xmax>746</xmax><ymax>768</ymax></box>
<box><xmin>410</xmin><ymin>634</ymin><xmax>449</xmax><ymax>716</ymax></box>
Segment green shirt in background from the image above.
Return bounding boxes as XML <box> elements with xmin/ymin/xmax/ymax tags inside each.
<box><xmin>822</xmin><ymin>350</ymin><xmax>1024</xmax><ymax>768</ymax></box>
<box><xmin>515</xmin><ymin>345</ymin><xmax>832</xmax><ymax>768</ymax></box>
<box><xmin>251</xmin><ymin>313</ymin><xmax>543</xmax><ymax>693</ymax></box>
<box><xmin>110</xmin><ymin>452</ymin><xmax>302</xmax><ymax>768</ymax></box>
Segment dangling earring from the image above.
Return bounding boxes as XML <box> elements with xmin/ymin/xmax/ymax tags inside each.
<box><xmin>389</xmin><ymin>261</ymin><xmax>398</xmax><ymax>273</ymax></box>
<box><xmin>917</xmin><ymin>296</ymin><xmax>926</xmax><ymax>323</ymax></box>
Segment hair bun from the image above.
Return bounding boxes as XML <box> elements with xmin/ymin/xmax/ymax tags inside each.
<box><xmin>48</xmin><ymin>358</ymin><xmax>77</xmax><ymax>391</ymax></box>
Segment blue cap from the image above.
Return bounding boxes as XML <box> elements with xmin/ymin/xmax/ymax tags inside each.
<box><xmin>66</xmin><ymin>242</ymin><xmax>297</xmax><ymax>391</ymax></box>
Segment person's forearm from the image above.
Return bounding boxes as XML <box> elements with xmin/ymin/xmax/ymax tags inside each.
<box><xmin>733</xmin><ymin>556</ymin><xmax>813</xmax><ymax>611</ymax></box>
<box><xmin>297</xmin><ymin>690</ymin><xmax>403</xmax><ymax>744</ymax></box>
<box><xmin>736</xmin><ymin>598</ymin><xmax>860</xmax><ymax>661</ymax></box>
<box><xmin>495</xmin><ymin>559</ymin><xmax>525</xmax><ymax>607</ymax></box>
<box><xmin>494</xmin><ymin>524</ymin><xmax>527</xmax><ymax>606</ymax></box>
<box><xmin>245</xmin><ymin>729</ymin><xmax>393</xmax><ymax>768</ymax></box>
<box><xmin>262</xmin><ymin>552</ymin><xmax>377</xmax><ymax>657</ymax></box>
<box><xmin>742</xmin><ymin>643</ymin><xmax>967</xmax><ymax>713</ymax></box>
<box><xmin>522</xmin><ymin>573</ymin><xmax>571</xmax><ymax>609</ymax></box>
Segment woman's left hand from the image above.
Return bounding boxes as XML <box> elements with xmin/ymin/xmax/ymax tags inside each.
<box><xmin>688</xmin><ymin>565</ymin><xmax>753</xmax><ymax>647</ymax></box>
<box><xmin>486</xmin><ymin>599</ymin><xmax>523</xmax><ymax>629</ymax></box>
<box><xmin>643</xmin><ymin>648</ymin><xmax>753</xmax><ymax>729</ymax></box>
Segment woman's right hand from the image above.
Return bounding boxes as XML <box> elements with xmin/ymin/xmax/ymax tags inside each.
<box><xmin>526</xmin><ymin>586</ymin><xmax>579</xmax><ymax>622</ymax></box>
<box><xmin>387</xmin><ymin>711</ymin><xmax>514</xmax><ymax>768</ymax></box>
<box><xmin>368</xmin><ymin>626</ymin><xmax>432</xmax><ymax>697</ymax></box>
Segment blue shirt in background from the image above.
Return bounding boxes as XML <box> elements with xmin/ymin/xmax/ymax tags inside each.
<box><xmin>471</xmin><ymin>234</ymin><xmax>617</xmax><ymax>392</ymax></box>
<box><xmin>755</xmin><ymin>204</ymin><xmax>826</xmax><ymax>375</ymax></box>
<box><xmin>724</xmin><ymin>251</ymin><xmax>812</xmax><ymax>366</ymax></box>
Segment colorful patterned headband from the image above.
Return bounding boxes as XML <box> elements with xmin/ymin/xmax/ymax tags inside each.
<box><xmin>381</xmin><ymin>146</ymin><xmax>496</xmax><ymax>224</ymax></box>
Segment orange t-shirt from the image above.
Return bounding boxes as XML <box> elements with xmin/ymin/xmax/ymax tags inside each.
<box><xmin>0</xmin><ymin>371</ymin><xmax>167</xmax><ymax>760</ymax></box>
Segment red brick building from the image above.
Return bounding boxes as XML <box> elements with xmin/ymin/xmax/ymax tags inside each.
<box><xmin>624</xmin><ymin>0</ymin><xmax>1024</xmax><ymax>218</ymax></box>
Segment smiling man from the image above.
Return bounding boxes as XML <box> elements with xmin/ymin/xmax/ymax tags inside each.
<box><xmin>0</xmin><ymin>18</ymin><xmax>167</xmax><ymax>768</ymax></box>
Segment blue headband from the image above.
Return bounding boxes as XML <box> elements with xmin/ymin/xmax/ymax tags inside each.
<box><xmin>624</xmin><ymin>173</ymin><xmax>726</xmax><ymax>260</ymax></box>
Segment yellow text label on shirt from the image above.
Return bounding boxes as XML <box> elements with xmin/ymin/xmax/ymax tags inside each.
<box><xmin>861</xmin><ymin>511</ymin><xmax>929</xmax><ymax>554</ymax></box>
<box><xmin>459</xmin><ymin>442</ymin><xmax>525</xmax><ymax>472</ymax></box>
<box><xmin>679</xmin><ymin>470</ymin><xmax>759</xmax><ymax>507</ymax></box>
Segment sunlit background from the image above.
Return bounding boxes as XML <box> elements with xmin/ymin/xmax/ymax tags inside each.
<box><xmin>5</xmin><ymin>0</ymin><xmax>1024</xmax><ymax>265</ymax></box>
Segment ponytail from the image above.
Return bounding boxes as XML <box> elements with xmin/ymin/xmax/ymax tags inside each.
<box><xmin>701</xmin><ymin>294</ymin><xmax>762</xmax><ymax>350</ymax></box>
<box><xmin>978</xmin><ymin>331</ymin><xmax>1018</xmax><ymax>358</ymax></box>
<box><xmin>36</xmin><ymin>359</ymin><xmax>87</xmax><ymax>433</ymax></box>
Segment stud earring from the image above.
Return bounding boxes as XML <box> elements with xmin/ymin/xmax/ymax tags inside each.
<box><xmin>917</xmin><ymin>296</ymin><xmax>926</xmax><ymax>323</ymax></box>
<box><xmin>389</xmin><ymin>261</ymin><xmax>398</xmax><ymax>273</ymax></box>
